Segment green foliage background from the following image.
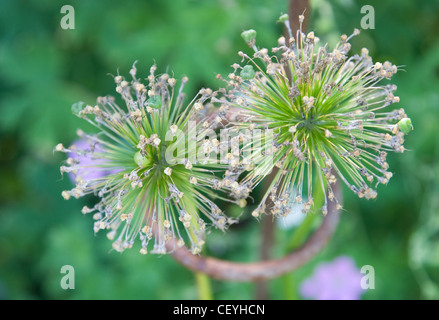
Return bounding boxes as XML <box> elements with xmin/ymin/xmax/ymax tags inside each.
<box><xmin>0</xmin><ymin>0</ymin><xmax>438</xmax><ymax>299</ymax></box>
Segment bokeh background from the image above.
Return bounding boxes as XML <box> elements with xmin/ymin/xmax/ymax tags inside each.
<box><xmin>1</xmin><ymin>0</ymin><xmax>438</xmax><ymax>300</ymax></box>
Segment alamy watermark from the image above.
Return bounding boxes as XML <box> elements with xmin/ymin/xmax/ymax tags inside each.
<box><xmin>60</xmin><ymin>5</ymin><xmax>375</xmax><ymax>32</ymax></box>
<box><xmin>60</xmin><ymin>265</ymin><xmax>75</xmax><ymax>290</ymax></box>
<box><xmin>360</xmin><ymin>264</ymin><xmax>375</xmax><ymax>290</ymax></box>
<box><xmin>360</xmin><ymin>5</ymin><xmax>375</xmax><ymax>30</ymax></box>
<box><xmin>60</xmin><ymin>5</ymin><xmax>75</xmax><ymax>30</ymax></box>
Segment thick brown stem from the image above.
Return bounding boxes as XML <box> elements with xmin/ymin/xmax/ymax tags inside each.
<box><xmin>168</xmin><ymin>183</ymin><xmax>341</xmax><ymax>282</ymax></box>
<box><xmin>288</xmin><ymin>0</ymin><xmax>311</xmax><ymax>37</ymax></box>
<box><xmin>254</xmin><ymin>215</ymin><xmax>275</xmax><ymax>299</ymax></box>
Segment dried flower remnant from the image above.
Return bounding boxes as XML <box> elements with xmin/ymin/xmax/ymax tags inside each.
<box><xmin>56</xmin><ymin>62</ymin><xmax>240</xmax><ymax>255</ymax></box>
<box><xmin>221</xmin><ymin>14</ymin><xmax>413</xmax><ymax>218</ymax></box>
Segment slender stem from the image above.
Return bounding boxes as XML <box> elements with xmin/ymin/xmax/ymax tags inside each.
<box><xmin>286</xmin><ymin>213</ymin><xmax>316</xmax><ymax>251</ymax></box>
<box><xmin>195</xmin><ymin>272</ymin><xmax>213</xmax><ymax>300</ymax></box>
<box><xmin>283</xmin><ymin>273</ymin><xmax>298</xmax><ymax>299</ymax></box>
<box><xmin>167</xmin><ymin>182</ymin><xmax>341</xmax><ymax>282</ymax></box>
<box><xmin>282</xmin><ymin>213</ymin><xmax>317</xmax><ymax>299</ymax></box>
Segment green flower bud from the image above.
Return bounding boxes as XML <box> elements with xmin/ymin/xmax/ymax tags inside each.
<box><xmin>134</xmin><ymin>151</ymin><xmax>149</xmax><ymax>167</ymax></box>
<box><xmin>278</xmin><ymin>13</ymin><xmax>289</xmax><ymax>23</ymax></box>
<box><xmin>240</xmin><ymin>65</ymin><xmax>256</xmax><ymax>80</ymax></box>
<box><xmin>71</xmin><ymin>101</ymin><xmax>85</xmax><ymax>116</ymax></box>
<box><xmin>147</xmin><ymin>95</ymin><xmax>162</xmax><ymax>109</ymax></box>
<box><xmin>241</xmin><ymin>29</ymin><xmax>257</xmax><ymax>44</ymax></box>
<box><xmin>397</xmin><ymin>118</ymin><xmax>413</xmax><ymax>134</ymax></box>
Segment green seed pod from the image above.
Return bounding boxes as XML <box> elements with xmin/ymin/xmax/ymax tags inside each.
<box><xmin>71</xmin><ymin>101</ymin><xmax>85</xmax><ymax>116</ymax></box>
<box><xmin>240</xmin><ymin>65</ymin><xmax>256</xmax><ymax>80</ymax></box>
<box><xmin>134</xmin><ymin>151</ymin><xmax>148</xmax><ymax>167</ymax></box>
<box><xmin>397</xmin><ymin>118</ymin><xmax>413</xmax><ymax>134</ymax></box>
<box><xmin>241</xmin><ymin>29</ymin><xmax>257</xmax><ymax>44</ymax></box>
<box><xmin>278</xmin><ymin>13</ymin><xmax>289</xmax><ymax>23</ymax></box>
<box><xmin>147</xmin><ymin>95</ymin><xmax>162</xmax><ymax>109</ymax></box>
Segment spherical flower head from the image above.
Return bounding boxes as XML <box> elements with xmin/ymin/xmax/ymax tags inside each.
<box><xmin>56</xmin><ymin>62</ymin><xmax>239</xmax><ymax>255</ymax></box>
<box><xmin>222</xmin><ymin>16</ymin><xmax>413</xmax><ymax>217</ymax></box>
<box><xmin>300</xmin><ymin>256</ymin><xmax>365</xmax><ymax>300</ymax></box>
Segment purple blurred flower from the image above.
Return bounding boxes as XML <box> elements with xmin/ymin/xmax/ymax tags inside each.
<box><xmin>300</xmin><ymin>256</ymin><xmax>365</xmax><ymax>300</ymax></box>
<box><xmin>67</xmin><ymin>139</ymin><xmax>118</xmax><ymax>183</ymax></box>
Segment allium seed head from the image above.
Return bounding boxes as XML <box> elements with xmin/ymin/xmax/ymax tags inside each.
<box><xmin>221</xmin><ymin>16</ymin><xmax>412</xmax><ymax>217</ymax></box>
<box><xmin>56</xmin><ymin>63</ymin><xmax>239</xmax><ymax>255</ymax></box>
